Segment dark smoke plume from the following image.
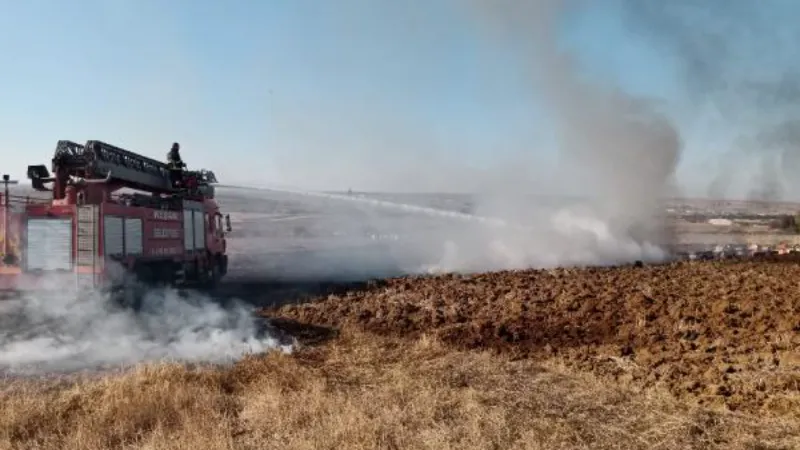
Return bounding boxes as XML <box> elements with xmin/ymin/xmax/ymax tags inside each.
<box><xmin>462</xmin><ymin>0</ymin><xmax>682</xmax><ymax>258</ymax></box>
<box><xmin>621</xmin><ymin>0</ymin><xmax>800</xmax><ymax>201</ymax></box>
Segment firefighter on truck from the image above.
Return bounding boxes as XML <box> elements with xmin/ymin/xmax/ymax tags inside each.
<box><xmin>167</xmin><ymin>142</ymin><xmax>186</xmax><ymax>188</ymax></box>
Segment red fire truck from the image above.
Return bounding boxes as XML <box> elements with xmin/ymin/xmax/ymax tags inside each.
<box><xmin>0</xmin><ymin>140</ymin><xmax>231</xmax><ymax>305</ymax></box>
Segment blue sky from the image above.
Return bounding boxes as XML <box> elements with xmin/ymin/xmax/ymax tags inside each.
<box><xmin>0</xmin><ymin>0</ymin><xmax>791</xmax><ymax>196</ymax></box>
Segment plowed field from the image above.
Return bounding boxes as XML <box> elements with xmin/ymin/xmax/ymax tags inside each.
<box><xmin>267</xmin><ymin>259</ymin><xmax>800</xmax><ymax>415</ymax></box>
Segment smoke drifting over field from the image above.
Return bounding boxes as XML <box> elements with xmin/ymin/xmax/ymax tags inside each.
<box><xmin>621</xmin><ymin>1</ymin><xmax>800</xmax><ymax>201</ymax></box>
<box><xmin>266</xmin><ymin>0</ymin><xmax>682</xmax><ymax>273</ymax></box>
<box><xmin>236</xmin><ymin>1</ymin><xmax>686</xmax><ymax>276</ymax></box>
<box><xmin>0</xmin><ymin>275</ymin><xmax>289</xmax><ymax>375</ymax></box>
<box><xmin>453</xmin><ymin>0</ymin><xmax>681</xmax><ymax>270</ymax></box>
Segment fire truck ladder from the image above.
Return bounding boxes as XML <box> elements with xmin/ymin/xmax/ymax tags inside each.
<box><xmin>62</xmin><ymin>140</ymin><xmax>174</xmax><ymax>192</ymax></box>
<box><xmin>76</xmin><ymin>204</ymin><xmax>99</xmax><ymax>289</ymax></box>
<box><xmin>28</xmin><ymin>140</ymin><xmax>219</xmax><ymax>197</ymax></box>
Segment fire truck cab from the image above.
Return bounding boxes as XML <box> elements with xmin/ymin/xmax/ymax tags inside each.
<box><xmin>0</xmin><ymin>140</ymin><xmax>231</xmax><ymax>301</ymax></box>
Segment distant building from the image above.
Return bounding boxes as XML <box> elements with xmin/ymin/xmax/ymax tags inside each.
<box><xmin>708</xmin><ymin>218</ymin><xmax>733</xmax><ymax>226</ymax></box>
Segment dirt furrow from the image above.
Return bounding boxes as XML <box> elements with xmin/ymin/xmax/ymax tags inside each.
<box><xmin>266</xmin><ymin>260</ymin><xmax>800</xmax><ymax>414</ymax></box>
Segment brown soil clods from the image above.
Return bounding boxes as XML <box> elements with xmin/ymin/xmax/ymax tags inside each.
<box><xmin>266</xmin><ymin>260</ymin><xmax>800</xmax><ymax>415</ymax></box>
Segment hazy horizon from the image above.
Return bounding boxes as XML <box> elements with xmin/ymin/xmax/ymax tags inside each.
<box><xmin>2</xmin><ymin>1</ymin><xmax>800</xmax><ymax>200</ymax></box>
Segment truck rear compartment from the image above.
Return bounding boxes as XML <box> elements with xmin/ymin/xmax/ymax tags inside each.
<box><xmin>0</xmin><ymin>200</ymin><xmax>215</xmax><ymax>294</ymax></box>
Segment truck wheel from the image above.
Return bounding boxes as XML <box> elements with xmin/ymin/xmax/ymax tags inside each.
<box><xmin>121</xmin><ymin>285</ymin><xmax>143</xmax><ymax>311</ymax></box>
<box><xmin>220</xmin><ymin>255</ymin><xmax>228</xmax><ymax>276</ymax></box>
<box><xmin>116</xmin><ymin>265</ymin><xmax>154</xmax><ymax>312</ymax></box>
<box><xmin>112</xmin><ymin>271</ymin><xmax>143</xmax><ymax>312</ymax></box>
<box><xmin>206</xmin><ymin>261</ymin><xmax>221</xmax><ymax>291</ymax></box>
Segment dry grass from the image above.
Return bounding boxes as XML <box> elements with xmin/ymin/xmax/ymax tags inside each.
<box><xmin>1</xmin><ymin>327</ymin><xmax>799</xmax><ymax>450</ymax></box>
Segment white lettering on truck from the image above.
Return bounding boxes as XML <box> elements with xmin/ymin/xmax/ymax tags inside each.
<box><xmin>152</xmin><ymin>210</ymin><xmax>181</xmax><ymax>221</ymax></box>
<box><xmin>149</xmin><ymin>246</ymin><xmax>182</xmax><ymax>256</ymax></box>
<box><xmin>153</xmin><ymin>227</ymin><xmax>181</xmax><ymax>239</ymax></box>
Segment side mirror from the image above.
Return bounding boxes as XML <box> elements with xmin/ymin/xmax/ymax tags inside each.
<box><xmin>225</xmin><ymin>214</ymin><xmax>232</xmax><ymax>232</ymax></box>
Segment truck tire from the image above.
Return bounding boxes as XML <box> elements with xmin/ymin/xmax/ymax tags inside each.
<box><xmin>121</xmin><ymin>284</ymin><xmax>143</xmax><ymax>311</ymax></box>
<box><xmin>220</xmin><ymin>255</ymin><xmax>228</xmax><ymax>276</ymax></box>
<box><xmin>118</xmin><ymin>265</ymin><xmax>156</xmax><ymax>312</ymax></box>
<box><xmin>112</xmin><ymin>270</ymin><xmax>144</xmax><ymax>312</ymax></box>
<box><xmin>205</xmin><ymin>260</ymin><xmax>221</xmax><ymax>291</ymax></box>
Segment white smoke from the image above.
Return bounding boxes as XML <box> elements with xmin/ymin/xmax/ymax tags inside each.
<box><xmin>227</xmin><ymin>1</ymin><xmax>684</xmax><ymax>276</ymax></box>
<box><xmin>414</xmin><ymin>0</ymin><xmax>682</xmax><ymax>272</ymax></box>
<box><xmin>231</xmin><ymin>0</ymin><xmax>682</xmax><ymax>273</ymax></box>
<box><xmin>220</xmin><ymin>183</ymin><xmax>671</xmax><ymax>278</ymax></box>
<box><xmin>0</xmin><ymin>271</ymin><xmax>290</xmax><ymax>376</ymax></box>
